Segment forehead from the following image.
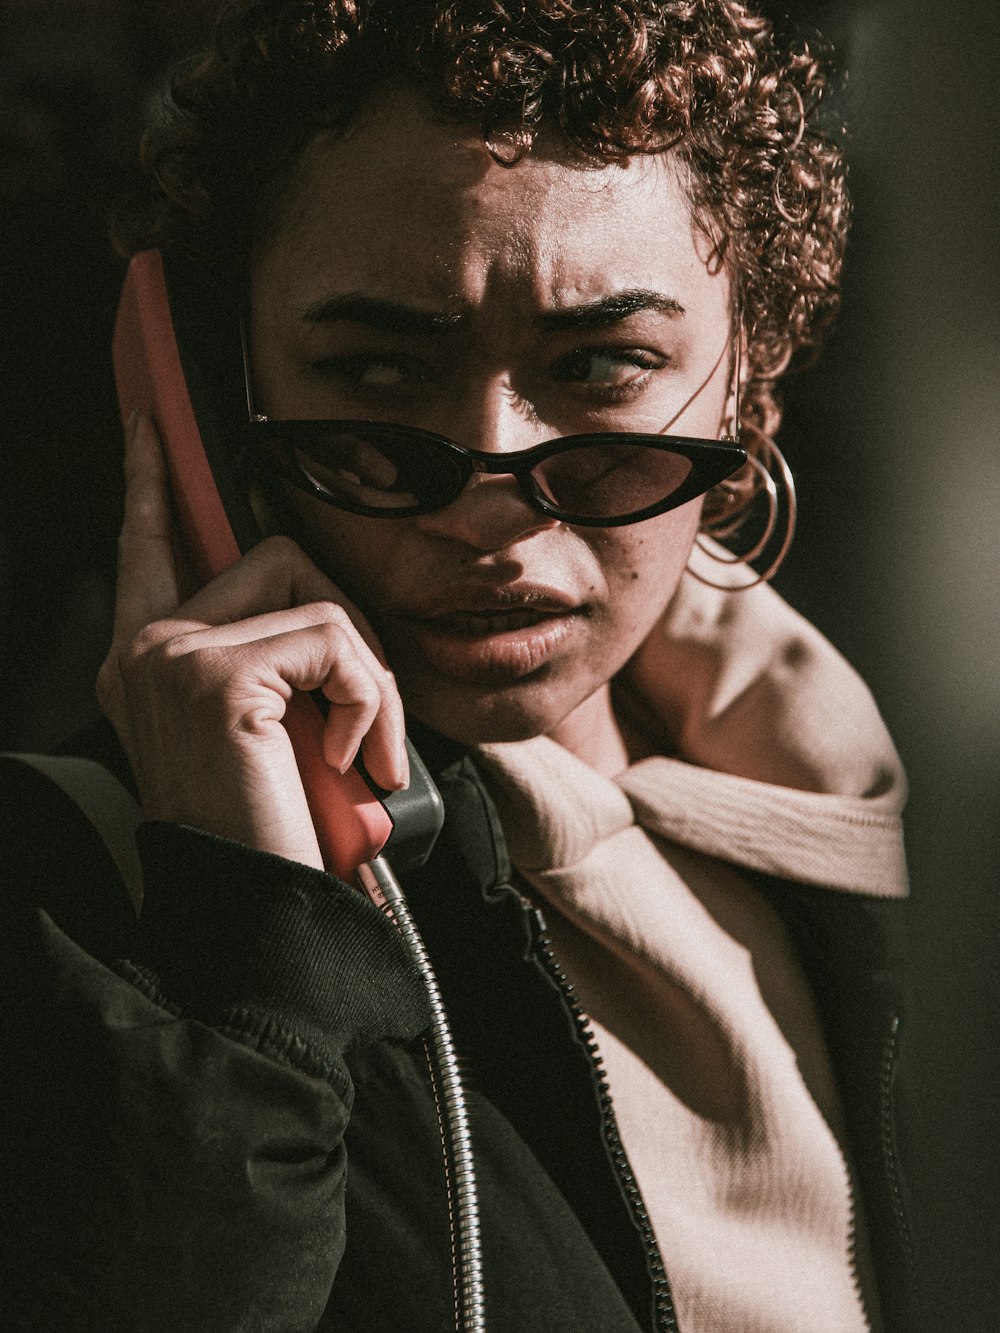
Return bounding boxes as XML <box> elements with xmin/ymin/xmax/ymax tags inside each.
<box><xmin>255</xmin><ymin>89</ymin><xmax>728</xmax><ymax>322</ymax></box>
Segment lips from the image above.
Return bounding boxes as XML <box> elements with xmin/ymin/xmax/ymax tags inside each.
<box><xmin>402</xmin><ymin>586</ymin><xmax>588</xmax><ymax>681</ymax></box>
<box><xmin>416</xmin><ymin>581</ymin><xmax>584</xmax><ymax>621</ymax></box>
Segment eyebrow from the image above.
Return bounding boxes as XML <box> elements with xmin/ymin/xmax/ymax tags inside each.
<box><xmin>537</xmin><ymin>290</ymin><xmax>686</xmax><ymax>332</ymax></box>
<box><xmin>299</xmin><ymin>287</ymin><xmax>685</xmax><ymax>337</ymax></box>
<box><xmin>300</xmin><ymin>294</ymin><xmax>465</xmax><ymax>336</ymax></box>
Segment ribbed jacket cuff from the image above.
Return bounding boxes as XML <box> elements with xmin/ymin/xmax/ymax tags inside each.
<box><xmin>133</xmin><ymin>823</ymin><xmax>430</xmax><ymax>1062</ymax></box>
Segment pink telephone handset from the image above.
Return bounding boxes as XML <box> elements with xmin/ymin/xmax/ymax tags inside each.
<box><xmin>112</xmin><ymin>249</ymin><xmax>394</xmax><ymax>879</ymax></box>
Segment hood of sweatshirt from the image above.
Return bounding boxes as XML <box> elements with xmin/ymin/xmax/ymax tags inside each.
<box><xmin>477</xmin><ymin>573</ymin><xmax>908</xmax><ymax>898</ymax></box>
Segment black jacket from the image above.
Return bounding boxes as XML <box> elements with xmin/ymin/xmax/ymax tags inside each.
<box><xmin>0</xmin><ymin>726</ymin><xmax>918</xmax><ymax>1332</ymax></box>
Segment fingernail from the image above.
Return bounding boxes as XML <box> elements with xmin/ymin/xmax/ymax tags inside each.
<box><xmin>125</xmin><ymin>409</ymin><xmax>140</xmax><ymax>443</ymax></box>
<box><xmin>397</xmin><ymin>739</ymin><xmax>410</xmax><ymax>790</ymax></box>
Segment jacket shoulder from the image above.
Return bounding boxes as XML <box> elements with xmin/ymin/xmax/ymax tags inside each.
<box><xmin>0</xmin><ymin>746</ymin><xmax>139</xmax><ymax>961</ymax></box>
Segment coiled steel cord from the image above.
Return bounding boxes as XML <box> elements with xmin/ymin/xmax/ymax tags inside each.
<box><xmin>356</xmin><ymin>856</ymin><xmax>486</xmax><ymax>1333</ymax></box>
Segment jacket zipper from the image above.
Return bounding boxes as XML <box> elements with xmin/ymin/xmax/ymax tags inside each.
<box><xmin>879</xmin><ymin>1016</ymin><xmax>915</xmax><ymax>1275</ymax></box>
<box><xmin>531</xmin><ymin>920</ymin><xmax>680</xmax><ymax>1333</ymax></box>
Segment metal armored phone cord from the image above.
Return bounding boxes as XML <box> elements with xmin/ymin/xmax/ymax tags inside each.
<box><xmin>356</xmin><ymin>856</ymin><xmax>486</xmax><ymax>1333</ymax></box>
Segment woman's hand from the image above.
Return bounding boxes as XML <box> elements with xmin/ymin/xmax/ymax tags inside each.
<box><xmin>97</xmin><ymin>413</ymin><xmax>408</xmax><ymax>870</ymax></box>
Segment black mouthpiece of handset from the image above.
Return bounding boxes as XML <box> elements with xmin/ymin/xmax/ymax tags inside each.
<box><xmin>358</xmin><ymin>737</ymin><xmax>446</xmax><ymax>873</ymax></box>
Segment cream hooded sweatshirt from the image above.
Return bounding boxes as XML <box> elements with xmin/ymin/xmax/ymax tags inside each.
<box><xmin>475</xmin><ymin>571</ymin><xmax>908</xmax><ymax>1333</ymax></box>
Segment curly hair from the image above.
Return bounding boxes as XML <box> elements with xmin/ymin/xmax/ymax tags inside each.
<box><xmin>116</xmin><ymin>0</ymin><xmax>849</xmax><ymax>518</ymax></box>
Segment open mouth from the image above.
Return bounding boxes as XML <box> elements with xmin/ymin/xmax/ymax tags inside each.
<box><xmin>429</xmin><ymin>607</ymin><xmax>566</xmax><ymax>636</ymax></box>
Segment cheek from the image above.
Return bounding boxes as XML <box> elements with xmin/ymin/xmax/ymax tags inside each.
<box><xmin>271</xmin><ymin>491</ymin><xmax>403</xmax><ymax>611</ymax></box>
<box><xmin>592</xmin><ymin>503</ymin><xmax>701</xmax><ymax>631</ymax></box>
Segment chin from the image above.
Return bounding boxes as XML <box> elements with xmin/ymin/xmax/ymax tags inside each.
<box><xmin>404</xmin><ymin>676</ymin><xmax>575</xmax><ymax>748</ymax></box>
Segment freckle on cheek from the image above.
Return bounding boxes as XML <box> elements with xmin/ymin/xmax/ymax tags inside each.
<box><xmin>630</xmin><ymin>571</ymin><xmax>639</xmax><ymax>581</ymax></box>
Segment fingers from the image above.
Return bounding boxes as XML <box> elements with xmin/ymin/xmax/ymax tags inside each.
<box><xmin>322</xmin><ymin>659</ymin><xmax>408</xmax><ymax>792</ymax></box>
<box><xmin>142</xmin><ymin>613</ymin><xmax>408</xmax><ymax>789</ymax></box>
<box><xmin>148</xmin><ymin>598</ymin><xmax>406</xmax><ymax>787</ymax></box>
<box><xmin>99</xmin><ymin>412</ymin><xmax>181</xmax><ymax>742</ymax></box>
<box><xmin>111</xmin><ymin>416</ymin><xmax>385</xmax><ymax>666</ymax></box>
<box><xmin>119</xmin><ymin>604</ymin><xmax>408</xmax><ymax>793</ymax></box>
<box><xmin>290</xmin><ymin>625</ymin><xmax>406</xmax><ymax>787</ymax></box>
<box><xmin>163</xmin><ymin>536</ymin><xmax>404</xmax><ymax>784</ymax></box>
<box><xmin>233</xmin><ymin>615</ymin><xmax>407</xmax><ymax>789</ymax></box>
<box><xmin>99</xmin><ymin>413</ymin><xmax>408</xmax><ymax>854</ymax></box>
<box><xmin>178</xmin><ymin>535</ymin><xmax>388</xmax><ymax>665</ymax></box>
<box><xmin>113</xmin><ymin>413</ymin><xmax>182</xmax><ymax>644</ymax></box>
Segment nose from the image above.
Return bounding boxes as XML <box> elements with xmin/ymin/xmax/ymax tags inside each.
<box><xmin>416</xmin><ymin>382</ymin><xmax>560</xmax><ymax>551</ymax></box>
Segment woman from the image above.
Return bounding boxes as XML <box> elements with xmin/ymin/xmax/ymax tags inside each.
<box><xmin>0</xmin><ymin>2</ymin><xmax>917</xmax><ymax>1330</ymax></box>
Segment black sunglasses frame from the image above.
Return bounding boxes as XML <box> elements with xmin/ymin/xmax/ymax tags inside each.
<box><xmin>244</xmin><ymin>419</ymin><xmax>747</xmax><ymax>529</ymax></box>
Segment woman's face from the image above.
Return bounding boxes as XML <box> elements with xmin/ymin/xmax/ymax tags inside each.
<box><xmin>249</xmin><ymin>90</ymin><xmax>733</xmax><ymax>747</ymax></box>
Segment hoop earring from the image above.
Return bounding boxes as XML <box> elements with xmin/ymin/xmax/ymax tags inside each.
<box><xmin>686</xmin><ymin>430</ymin><xmax>797</xmax><ymax>591</ymax></box>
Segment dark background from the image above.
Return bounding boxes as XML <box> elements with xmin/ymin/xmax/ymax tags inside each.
<box><xmin>2</xmin><ymin>2</ymin><xmax>997</xmax><ymax>1327</ymax></box>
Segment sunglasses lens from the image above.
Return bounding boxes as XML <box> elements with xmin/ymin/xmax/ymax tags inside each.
<box><xmin>532</xmin><ymin>441</ymin><xmax>693</xmax><ymax>520</ymax></box>
<box><xmin>292</xmin><ymin>426</ymin><xmax>464</xmax><ymax>512</ymax></box>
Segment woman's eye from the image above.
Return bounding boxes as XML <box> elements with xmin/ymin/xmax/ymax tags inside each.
<box><xmin>553</xmin><ymin>347</ymin><xmax>667</xmax><ymax>398</ymax></box>
<box><xmin>311</xmin><ymin>354</ymin><xmax>431</xmax><ymax>394</ymax></box>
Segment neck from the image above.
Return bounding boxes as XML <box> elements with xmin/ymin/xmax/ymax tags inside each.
<box><xmin>547</xmin><ymin>683</ymin><xmax>634</xmax><ymax>778</ymax></box>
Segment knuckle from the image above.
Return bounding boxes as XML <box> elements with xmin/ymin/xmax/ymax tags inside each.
<box><xmin>354</xmin><ymin>668</ymin><xmax>385</xmax><ymax>716</ymax></box>
<box><xmin>112</xmin><ymin>622</ymin><xmax>206</xmax><ymax>694</ymax></box>
<box><xmin>382</xmin><ymin>665</ymin><xmax>402</xmax><ymax>697</ymax></box>
<box><xmin>306</xmin><ymin>606</ymin><xmax>353</xmax><ymax>648</ymax></box>
<box><xmin>118</xmin><ymin>623</ymin><xmax>171</xmax><ymax>673</ymax></box>
<box><xmin>357</xmin><ymin>672</ymin><xmax>383</xmax><ymax>708</ymax></box>
<box><xmin>148</xmin><ymin>635</ymin><xmax>216</xmax><ymax>695</ymax></box>
<box><xmin>317</xmin><ymin>600</ymin><xmax>353</xmax><ymax>630</ymax></box>
<box><xmin>253</xmin><ymin>533</ymin><xmax>304</xmax><ymax>568</ymax></box>
<box><xmin>97</xmin><ymin>621</ymin><xmax>192</xmax><ymax>714</ymax></box>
